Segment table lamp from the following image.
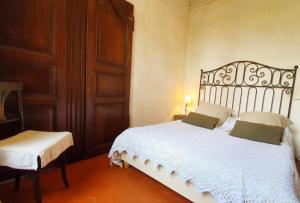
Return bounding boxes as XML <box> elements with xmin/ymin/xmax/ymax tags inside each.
<box><xmin>184</xmin><ymin>95</ymin><xmax>192</xmax><ymax>115</ymax></box>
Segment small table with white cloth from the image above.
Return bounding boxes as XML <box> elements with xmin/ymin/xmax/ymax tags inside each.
<box><xmin>0</xmin><ymin>82</ymin><xmax>74</xmax><ymax>203</ymax></box>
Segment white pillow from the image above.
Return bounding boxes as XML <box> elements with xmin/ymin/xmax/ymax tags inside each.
<box><xmin>196</xmin><ymin>101</ymin><xmax>233</xmax><ymax>125</ymax></box>
<box><xmin>240</xmin><ymin>112</ymin><xmax>292</xmax><ymax>128</ymax></box>
<box><xmin>217</xmin><ymin>117</ymin><xmax>236</xmax><ymax>132</ymax></box>
<box><xmin>282</xmin><ymin>128</ymin><xmax>294</xmax><ymax>148</ymax></box>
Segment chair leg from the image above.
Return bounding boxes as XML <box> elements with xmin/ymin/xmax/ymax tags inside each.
<box><xmin>32</xmin><ymin>157</ymin><xmax>42</xmax><ymax>203</ymax></box>
<box><xmin>33</xmin><ymin>170</ymin><xmax>42</xmax><ymax>203</ymax></box>
<box><xmin>60</xmin><ymin>152</ymin><xmax>69</xmax><ymax>188</ymax></box>
<box><xmin>14</xmin><ymin>170</ymin><xmax>21</xmax><ymax>189</ymax></box>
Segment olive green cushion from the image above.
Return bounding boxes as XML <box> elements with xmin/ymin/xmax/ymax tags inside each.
<box><xmin>230</xmin><ymin>120</ymin><xmax>284</xmax><ymax>145</ymax></box>
<box><xmin>182</xmin><ymin>112</ymin><xmax>219</xmax><ymax>129</ymax></box>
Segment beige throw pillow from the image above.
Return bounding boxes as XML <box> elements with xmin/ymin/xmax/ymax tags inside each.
<box><xmin>196</xmin><ymin>101</ymin><xmax>233</xmax><ymax>125</ymax></box>
<box><xmin>240</xmin><ymin>112</ymin><xmax>292</xmax><ymax>128</ymax></box>
<box><xmin>182</xmin><ymin>112</ymin><xmax>219</xmax><ymax>130</ymax></box>
<box><xmin>230</xmin><ymin>120</ymin><xmax>283</xmax><ymax>145</ymax></box>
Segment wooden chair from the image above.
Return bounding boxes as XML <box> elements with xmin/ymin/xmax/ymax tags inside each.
<box><xmin>0</xmin><ymin>82</ymin><xmax>24</xmax><ymax>129</ymax></box>
<box><xmin>0</xmin><ymin>82</ymin><xmax>73</xmax><ymax>203</ymax></box>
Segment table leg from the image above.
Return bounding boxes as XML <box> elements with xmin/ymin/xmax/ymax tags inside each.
<box><xmin>14</xmin><ymin>170</ymin><xmax>21</xmax><ymax>189</ymax></box>
<box><xmin>60</xmin><ymin>152</ymin><xmax>69</xmax><ymax>188</ymax></box>
<box><xmin>33</xmin><ymin>157</ymin><xmax>42</xmax><ymax>203</ymax></box>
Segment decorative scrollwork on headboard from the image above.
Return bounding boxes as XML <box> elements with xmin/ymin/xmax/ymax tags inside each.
<box><xmin>198</xmin><ymin>61</ymin><xmax>298</xmax><ymax>118</ymax></box>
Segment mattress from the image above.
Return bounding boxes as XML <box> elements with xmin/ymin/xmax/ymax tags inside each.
<box><xmin>109</xmin><ymin>120</ymin><xmax>300</xmax><ymax>202</ymax></box>
<box><xmin>121</xmin><ymin>152</ymin><xmax>216</xmax><ymax>203</ymax></box>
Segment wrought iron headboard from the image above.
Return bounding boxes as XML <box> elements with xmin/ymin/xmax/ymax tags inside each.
<box><xmin>198</xmin><ymin>61</ymin><xmax>298</xmax><ymax>118</ymax></box>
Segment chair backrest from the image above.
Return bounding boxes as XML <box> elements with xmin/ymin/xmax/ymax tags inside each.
<box><xmin>0</xmin><ymin>82</ymin><xmax>24</xmax><ymax>138</ymax></box>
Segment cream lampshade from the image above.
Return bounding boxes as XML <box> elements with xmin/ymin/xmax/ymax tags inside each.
<box><xmin>184</xmin><ymin>95</ymin><xmax>192</xmax><ymax>104</ymax></box>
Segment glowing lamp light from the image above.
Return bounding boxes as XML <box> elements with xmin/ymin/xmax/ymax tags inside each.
<box><xmin>184</xmin><ymin>95</ymin><xmax>192</xmax><ymax>104</ymax></box>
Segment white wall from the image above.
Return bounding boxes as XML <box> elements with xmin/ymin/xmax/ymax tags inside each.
<box><xmin>128</xmin><ymin>0</ymin><xmax>189</xmax><ymax>127</ymax></box>
<box><xmin>185</xmin><ymin>0</ymin><xmax>300</xmax><ymax>158</ymax></box>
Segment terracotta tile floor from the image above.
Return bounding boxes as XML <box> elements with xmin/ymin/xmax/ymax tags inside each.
<box><xmin>0</xmin><ymin>154</ymin><xmax>190</xmax><ymax>203</ymax></box>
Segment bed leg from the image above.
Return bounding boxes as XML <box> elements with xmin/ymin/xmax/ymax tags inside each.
<box><xmin>123</xmin><ymin>161</ymin><xmax>130</xmax><ymax>168</ymax></box>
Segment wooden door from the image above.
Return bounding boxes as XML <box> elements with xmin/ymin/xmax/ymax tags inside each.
<box><xmin>85</xmin><ymin>0</ymin><xmax>134</xmax><ymax>156</ymax></box>
<box><xmin>0</xmin><ymin>0</ymin><xmax>68</xmax><ymax>180</ymax></box>
<box><xmin>0</xmin><ymin>0</ymin><xmax>67</xmax><ymax>133</ymax></box>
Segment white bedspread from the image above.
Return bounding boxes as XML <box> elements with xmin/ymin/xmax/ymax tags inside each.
<box><xmin>109</xmin><ymin>121</ymin><xmax>300</xmax><ymax>203</ymax></box>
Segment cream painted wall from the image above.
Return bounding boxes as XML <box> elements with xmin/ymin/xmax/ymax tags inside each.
<box><xmin>127</xmin><ymin>0</ymin><xmax>190</xmax><ymax>127</ymax></box>
<box><xmin>185</xmin><ymin>0</ymin><xmax>300</xmax><ymax>158</ymax></box>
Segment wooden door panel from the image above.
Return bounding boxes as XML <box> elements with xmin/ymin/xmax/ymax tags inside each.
<box><xmin>0</xmin><ymin>0</ymin><xmax>54</xmax><ymax>54</ymax></box>
<box><xmin>0</xmin><ymin>0</ymin><xmax>67</xmax><ymax>181</ymax></box>
<box><xmin>86</xmin><ymin>0</ymin><xmax>133</xmax><ymax>156</ymax></box>
<box><xmin>96</xmin><ymin>0</ymin><xmax>127</xmax><ymax>66</ymax></box>
<box><xmin>23</xmin><ymin>105</ymin><xmax>56</xmax><ymax>131</ymax></box>
<box><xmin>95</xmin><ymin>72</ymin><xmax>125</xmax><ymax>97</ymax></box>
<box><xmin>0</xmin><ymin>0</ymin><xmax>67</xmax><ymax>134</ymax></box>
<box><xmin>0</xmin><ymin>61</ymin><xmax>55</xmax><ymax>97</ymax></box>
<box><xmin>93</xmin><ymin>103</ymin><xmax>125</xmax><ymax>143</ymax></box>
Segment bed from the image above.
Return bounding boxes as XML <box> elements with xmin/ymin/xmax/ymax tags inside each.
<box><xmin>109</xmin><ymin>61</ymin><xmax>299</xmax><ymax>202</ymax></box>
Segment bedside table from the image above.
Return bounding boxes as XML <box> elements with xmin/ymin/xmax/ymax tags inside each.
<box><xmin>173</xmin><ymin>114</ymin><xmax>186</xmax><ymax>120</ymax></box>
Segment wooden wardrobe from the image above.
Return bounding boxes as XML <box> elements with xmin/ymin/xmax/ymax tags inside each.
<box><xmin>0</xmin><ymin>0</ymin><xmax>134</xmax><ymax>161</ymax></box>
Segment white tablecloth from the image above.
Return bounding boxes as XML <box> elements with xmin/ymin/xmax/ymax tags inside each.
<box><xmin>0</xmin><ymin>130</ymin><xmax>73</xmax><ymax>170</ymax></box>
